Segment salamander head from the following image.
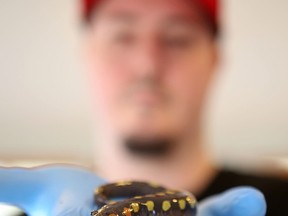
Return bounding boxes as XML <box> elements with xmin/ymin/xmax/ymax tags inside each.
<box><xmin>91</xmin><ymin>204</ymin><xmax>112</xmax><ymax>216</ymax></box>
<box><xmin>92</xmin><ymin>205</ymin><xmax>137</xmax><ymax>216</ymax></box>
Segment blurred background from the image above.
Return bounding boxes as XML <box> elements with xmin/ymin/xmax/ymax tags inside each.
<box><xmin>0</xmin><ymin>0</ymin><xmax>287</xmax><ymax>173</ymax></box>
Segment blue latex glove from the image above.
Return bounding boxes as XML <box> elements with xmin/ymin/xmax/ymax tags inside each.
<box><xmin>198</xmin><ymin>187</ymin><xmax>267</xmax><ymax>216</ymax></box>
<box><xmin>0</xmin><ymin>166</ymin><xmax>105</xmax><ymax>216</ymax></box>
<box><xmin>0</xmin><ymin>166</ymin><xmax>267</xmax><ymax>216</ymax></box>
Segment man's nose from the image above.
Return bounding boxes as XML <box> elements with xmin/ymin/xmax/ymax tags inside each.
<box><xmin>132</xmin><ymin>39</ymin><xmax>164</xmax><ymax>78</ymax></box>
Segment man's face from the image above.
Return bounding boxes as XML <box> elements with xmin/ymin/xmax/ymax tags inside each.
<box><xmin>84</xmin><ymin>0</ymin><xmax>218</xmax><ymax>148</ymax></box>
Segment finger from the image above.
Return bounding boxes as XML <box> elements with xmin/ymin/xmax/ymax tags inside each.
<box><xmin>198</xmin><ymin>187</ymin><xmax>267</xmax><ymax>216</ymax></box>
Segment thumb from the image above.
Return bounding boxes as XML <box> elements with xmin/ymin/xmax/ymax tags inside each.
<box><xmin>198</xmin><ymin>187</ymin><xmax>267</xmax><ymax>216</ymax></box>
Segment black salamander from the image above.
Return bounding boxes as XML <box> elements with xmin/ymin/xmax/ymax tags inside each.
<box><xmin>92</xmin><ymin>181</ymin><xmax>197</xmax><ymax>216</ymax></box>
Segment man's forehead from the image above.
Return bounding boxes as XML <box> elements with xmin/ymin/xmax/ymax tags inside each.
<box><xmin>94</xmin><ymin>0</ymin><xmax>203</xmax><ymax>25</ymax></box>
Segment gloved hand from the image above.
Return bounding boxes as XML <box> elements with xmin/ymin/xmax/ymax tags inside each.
<box><xmin>0</xmin><ymin>166</ymin><xmax>266</xmax><ymax>216</ymax></box>
<box><xmin>198</xmin><ymin>187</ymin><xmax>267</xmax><ymax>216</ymax></box>
<box><xmin>0</xmin><ymin>166</ymin><xmax>105</xmax><ymax>216</ymax></box>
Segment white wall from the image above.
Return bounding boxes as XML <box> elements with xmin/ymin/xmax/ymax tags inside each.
<box><xmin>0</xmin><ymin>0</ymin><xmax>93</xmax><ymax>165</ymax></box>
<box><xmin>207</xmin><ymin>0</ymin><xmax>288</xmax><ymax>163</ymax></box>
<box><xmin>0</xmin><ymin>0</ymin><xmax>287</xmax><ymax>167</ymax></box>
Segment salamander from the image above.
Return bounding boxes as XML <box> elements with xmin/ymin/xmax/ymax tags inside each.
<box><xmin>92</xmin><ymin>181</ymin><xmax>197</xmax><ymax>216</ymax></box>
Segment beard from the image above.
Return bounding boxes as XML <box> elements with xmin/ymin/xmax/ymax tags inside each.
<box><xmin>124</xmin><ymin>136</ymin><xmax>174</xmax><ymax>157</ymax></box>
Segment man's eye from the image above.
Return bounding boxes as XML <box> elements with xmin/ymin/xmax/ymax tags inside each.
<box><xmin>164</xmin><ymin>37</ymin><xmax>192</xmax><ymax>49</ymax></box>
<box><xmin>112</xmin><ymin>33</ymin><xmax>135</xmax><ymax>45</ymax></box>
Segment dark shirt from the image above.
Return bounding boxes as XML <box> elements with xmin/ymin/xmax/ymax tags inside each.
<box><xmin>197</xmin><ymin>169</ymin><xmax>288</xmax><ymax>216</ymax></box>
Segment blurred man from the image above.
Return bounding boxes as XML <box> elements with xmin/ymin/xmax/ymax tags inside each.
<box><xmin>82</xmin><ymin>0</ymin><xmax>288</xmax><ymax>215</ymax></box>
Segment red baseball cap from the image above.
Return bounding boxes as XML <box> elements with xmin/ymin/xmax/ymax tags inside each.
<box><xmin>82</xmin><ymin>0</ymin><xmax>219</xmax><ymax>35</ymax></box>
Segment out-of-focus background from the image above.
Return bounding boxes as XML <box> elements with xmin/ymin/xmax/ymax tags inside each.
<box><xmin>0</xmin><ymin>1</ymin><xmax>287</xmax><ymax>173</ymax></box>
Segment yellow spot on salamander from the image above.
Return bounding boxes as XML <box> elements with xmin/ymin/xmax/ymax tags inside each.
<box><xmin>172</xmin><ymin>199</ymin><xmax>178</xmax><ymax>203</ymax></box>
<box><xmin>134</xmin><ymin>196</ymin><xmax>142</xmax><ymax>199</ymax></box>
<box><xmin>145</xmin><ymin>201</ymin><xmax>155</xmax><ymax>211</ymax></box>
<box><xmin>149</xmin><ymin>182</ymin><xmax>160</xmax><ymax>188</ymax></box>
<box><xmin>130</xmin><ymin>203</ymin><xmax>140</xmax><ymax>213</ymax></box>
<box><xmin>178</xmin><ymin>199</ymin><xmax>186</xmax><ymax>210</ymax></box>
<box><xmin>122</xmin><ymin>207</ymin><xmax>132</xmax><ymax>216</ymax></box>
<box><xmin>162</xmin><ymin>200</ymin><xmax>171</xmax><ymax>211</ymax></box>
<box><xmin>95</xmin><ymin>187</ymin><xmax>103</xmax><ymax>194</ymax></box>
<box><xmin>186</xmin><ymin>196</ymin><xmax>196</xmax><ymax>208</ymax></box>
<box><xmin>166</xmin><ymin>190</ymin><xmax>176</xmax><ymax>195</ymax></box>
<box><xmin>116</xmin><ymin>181</ymin><xmax>132</xmax><ymax>186</ymax></box>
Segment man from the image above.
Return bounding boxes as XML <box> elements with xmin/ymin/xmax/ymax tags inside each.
<box><xmin>0</xmin><ymin>0</ymin><xmax>284</xmax><ymax>215</ymax></box>
<box><xmin>82</xmin><ymin>0</ymin><xmax>288</xmax><ymax>215</ymax></box>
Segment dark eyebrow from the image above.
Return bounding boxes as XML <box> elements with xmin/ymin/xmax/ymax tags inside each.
<box><xmin>163</xmin><ymin>16</ymin><xmax>199</xmax><ymax>27</ymax></box>
<box><xmin>105</xmin><ymin>12</ymin><xmax>138</xmax><ymax>24</ymax></box>
<box><xmin>162</xmin><ymin>15</ymin><xmax>201</xmax><ymax>28</ymax></box>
